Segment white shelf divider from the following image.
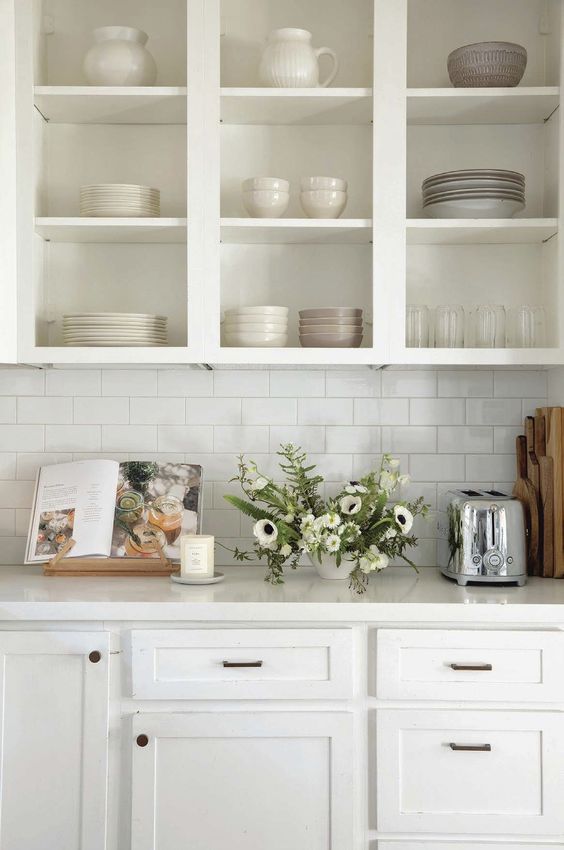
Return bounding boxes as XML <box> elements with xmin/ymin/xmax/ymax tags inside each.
<box><xmin>220</xmin><ymin>218</ymin><xmax>373</xmax><ymax>244</ymax></box>
<box><xmin>407</xmin><ymin>218</ymin><xmax>559</xmax><ymax>245</ymax></box>
<box><xmin>34</xmin><ymin>86</ymin><xmax>187</xmax><ymax>124</ymax></box>
<box><xmin>35</xmin><ymin>217</ymin><xmax>187</xmax><ymax>243</ymax></box>
<box><xmin>407</xmin><ymin>87</ymin><xmax>559</xmax><ymax>125</ymax></box>
<box><xmin>220</xmin><ymin>88</ymin><xmax>372</xmax><ymax>125</ymax></box>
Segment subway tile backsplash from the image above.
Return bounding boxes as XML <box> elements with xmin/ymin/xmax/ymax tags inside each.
<box><xmin>0</xmin><ymin>367</ymin><xmax>546</xmax><ymax>567</ymax></box>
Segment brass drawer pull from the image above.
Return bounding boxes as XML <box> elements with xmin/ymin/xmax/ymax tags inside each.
<box><xmin>449</xmin><ymin>663</ymin><xmax>492</xmax><ymax>671</ymax></box>
<box><xmin>222</xmin><ymin>660</ymin><xmax>263</xmax><ymax>668</ymax></box>
<box><xmin>449</xmin><ymin>742</ymin><xmax>492</xmax><ymax>752</ymax></box>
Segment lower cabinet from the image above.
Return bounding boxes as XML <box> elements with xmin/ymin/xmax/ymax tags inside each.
<box><xmin>131</xmin><ymin>711</ymin><xmax>354</xmax><ymax>850</ymax></box>
<box><xmin>377</xmin><ymin>709</ymin><xmax>564</xmax><ymax>836</ymax></box>
<box><xmin>0</xmin><ymin>631</ymin><xmax>109</xmax><ymax>850</ymax></box>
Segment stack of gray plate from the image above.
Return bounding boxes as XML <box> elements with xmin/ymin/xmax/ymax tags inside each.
<box><xmin>422</xmin><ymin>169</ymin><xmax>525</xmax><ymax>219</ymax></box>
<box><xmin>299</xmin><ymin>308</ymin><xmax>363</xmax><ymax>348</ymax></box>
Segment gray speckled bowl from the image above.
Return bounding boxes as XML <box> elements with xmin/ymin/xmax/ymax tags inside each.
<box><xmin>299</xmin><ymin>308</ymin><xmax>363</xmax><ymax>319</ymax></box>
<box><xmin>447</xmin><ymin>41</ymin><xmax>527</xmax><ymax>88</ymax></box>
<box><xmin>299</xmin><ymin>333</ymin><xmax>363</xmax><ymax>348</ymax></box>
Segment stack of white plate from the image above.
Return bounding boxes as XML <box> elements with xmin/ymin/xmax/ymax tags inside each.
<box><xmin>222</xmin><ymin>306</ymin><xmax>288</xmax><ymax>347</ymax></box>
<box><xmin>80</xmin><ymin>184</ymin><xmax>160</xmax><ymax>217</ymax></box>
<box><xmin>63</xmin><ymin>313</ymin><xmax>168</xmax><ymax>347</ymax></box>
<box><xmin>299</xmin><ymin>308</ymin><xmax>363</xmax><ymax>348</ymax></box>
<box><xmin>422</xmin><ymin>169</ymin><xmax>525</xmax><ymax>219</ymax></box>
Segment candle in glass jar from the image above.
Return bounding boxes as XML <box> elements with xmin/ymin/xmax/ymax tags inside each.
<box><xmin>180</xmin><ymin>535</ymin><xmax>214</xmax><ymax>578</ymax></box>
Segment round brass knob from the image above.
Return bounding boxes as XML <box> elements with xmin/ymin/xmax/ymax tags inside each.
<box><xmin>136</xmin><ymin>734</ymin><xmax>149</xmax><ymax>748</ymax></box>
<box><xmin>89</xmin><ymin>650</ymin><xmax>101</xmax><ymax>663</ymax></box>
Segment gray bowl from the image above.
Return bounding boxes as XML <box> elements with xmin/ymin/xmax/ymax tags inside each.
<box><xmin>447</xmin><ymin>42</ymin><xmax>527</xmax><ymax>88</ymax></box>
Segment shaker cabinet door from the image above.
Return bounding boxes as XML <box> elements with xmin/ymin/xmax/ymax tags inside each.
<box><xmin>0</xmin><ymin>631</ymin><xmax>110</xmax><ymax>850</ymax></box>
<box><xmin>131</xmin><ymin>711</ymin><xmax>354</xmax><ymax>850</ymax></box>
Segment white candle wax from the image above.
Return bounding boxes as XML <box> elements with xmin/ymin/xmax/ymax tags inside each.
<box><xmin>180</xmin><ymin>535</ymin><xmax>214</xmax><ymax>578</ymax></box>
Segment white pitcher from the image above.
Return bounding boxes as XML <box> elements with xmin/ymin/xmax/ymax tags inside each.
<box><xmin>83</xmin><ymin>26</ymin><xmax>157</xmax><ymax>86</ymax></box>
<box><xmin>259</xmin><ymin>28</ymin><xmax>338</xmax><ymax>88</ymax></box>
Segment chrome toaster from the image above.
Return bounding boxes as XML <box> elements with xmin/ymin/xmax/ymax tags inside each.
<box><xmin>439</xmin><ymin>489</ymin><xmax>527</xmax><ymax>586</ymax></box>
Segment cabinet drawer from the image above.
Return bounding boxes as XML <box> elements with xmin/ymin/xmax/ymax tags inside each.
<box><xmin>377</xmin><ymin>844</ymin><xmax>546</xmax><ymax>850</ymax></box>
<box><xmin>376</xmin><ymin>629</ymin><xmax>564</xmax><ymax>702</ymax></box>
<box><xmin>130</xmin><ymin>628</ymin><xmax>353</xmax><ymax>699</ymax></box>
<box><xmin>377</xmin><ymin>709</ymin><xmax>564</xmax><ymax>835</ymax></box>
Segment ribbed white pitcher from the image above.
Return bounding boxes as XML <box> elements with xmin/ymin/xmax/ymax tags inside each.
<box><xmin>259</xmin><ymin>28</ymin><xmax>338</xmax><ymax>88</ymax></box>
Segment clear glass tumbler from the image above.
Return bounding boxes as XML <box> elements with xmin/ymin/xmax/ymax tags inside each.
<box><xmin>472</xmin><ymin>305</ymin><xmax>506</xmax><ymax>348</ymax></box>
<box><xmin>434</xmin><ymin>305</ymin><xmax>464</xmax><ymax>348</ymax></box>
<box><xmin>506</xmin><ymin>306</ymin><xmax>546</xmax><ymax>348</ymax></box>
<box><xmin>406</xmin><ymin>305</ymin><xmax>430</xmax><ymax>348</ymax></box>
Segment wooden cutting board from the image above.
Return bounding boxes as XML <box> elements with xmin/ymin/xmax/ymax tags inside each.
<box><xmin>539</xmin><ymin>454</ymin><xmax>554</xmax><ymax>578</ymax></box>
<box><xmin>544</xmin><ymin>407</ymin><xmax>564</xmax><ymax>579</ymax></box>
<box><xmin>512</xmin><ymin>434</ymin><xmax>540</xmax><ymax>575</ymax></box>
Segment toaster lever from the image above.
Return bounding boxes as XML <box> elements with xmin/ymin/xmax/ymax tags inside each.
<box><xmin>449</xmin><ymin>663</ymin><xmax>493</xmax><ymax>671</ymax></box>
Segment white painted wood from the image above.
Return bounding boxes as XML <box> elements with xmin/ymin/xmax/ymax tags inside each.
<box><xmin>34</xmin><ymin>87</ymin><xmax>187</xmax><ymax>124</ymax></box>
<box><xmin>407</xmin><ymin>88</ymin><xmax>560</xmax><ymax>126</ymax></box>
<box><xmin>0</xmin><ymin>631</ymin><xmax>109</xmax><ymax>850</ymax></box>
<box><xmin>220</xmin><ymin>218</ymin><xmax>373</xmax><ymax>244</ymax></box>
<box><xmin>35</xmin><ymin>218</ymin><xmax>187</xmax><ymax>243</ymax></box>
<box><xmin>376</xmin><ymin>629</ymin><xmax>564</xmax><ymax>702</ymax></box>
<box><xmin>407</xmin><ymin>219</ymin><xmax>559</xmax><ymax>245</ymax></box>
<box><xmin>0</xmin><ymin>0</ymin><xmax>18</xmax><ymax>364</ymax></box>
<box><xmin>220</xmin><ymin>88</ymin><xmax>372</xmax><ymax>125</ymax></box>
<box><xmin>130</xmin><ymin>628</ymin><xmax>354</xmax><ymax>699</ymax></box>
<box><xmin>131</xmin><ymin>711</ymin><xmax>354</xmax><ymax>850</ymax></box>
<box><xmin>378</xmin><ymin>844</ymin><xmax>548</xmax><ymax>850</ymax></box>
<box><xmin>377</xmin><ymin>709</ymin><xmax>564</xmax><ymax>835</ymax></box>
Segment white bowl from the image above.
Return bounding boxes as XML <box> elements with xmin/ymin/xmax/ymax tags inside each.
<box><xmin>424</xmin><ymin>197</ymin><xmax>525</xmax><ymax>219</ymax></box>
<box><xmin>224</xmin><ymin>321</ymin><xmax>288</xmax><ymax>334</ymax></box>
<box><xmin>243</xmin><ymin>189</ymin><xmax>290</xmax><ymax>218</ymax></box>
<box><xmin>242</xmin><ymin>177</ymin><xmax>290</xmax><ymax>192</ymax></box>
<box><xmin>224</xmin><ymin>332</ymin><xmax>288</xmax><ymax>347</ymax></box>
<box><xmin>225</xmin><ymin>306</ymin><xmax>289</xmax><ymax>317</ymax></box>
<box><xmin>300</xmin><ymin>190</ymin><xmax>348</xmax><ymax>219</ymax></box>
<box><xmin>300</xmin><ymin>176</ymin><xmax>348</xmax><ymax>192</ymax></box>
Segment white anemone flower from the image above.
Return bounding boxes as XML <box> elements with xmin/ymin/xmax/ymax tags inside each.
<box><xmin>359</xmin><ymin>556</ymin><xmax>373</xmax><ymax>574</ymax></box>
<box><xmin>325</xmin><ymin>533</ymin><xmax>341</xmax><ymax>553</ymax></box>
<box><xmin>379</xmin><ymin>471</ymin><xmax>397</xmax><ymax>493</ymax></box>
<box><xmin>383</xmin><ymin>526</ymin><xmax>397</xmax><ymax>540</ymax></box>
<box><xmin>394</xmin><ymin>504</ymin><xmax>414</xmax><ymax>534</ymax></box>
<box><xmin>251</xmin><ymin>476</ymin><xmax>269</xmax><ymax>492</ymax></box>
<box><xmin>253</xmin><ymin>518</ymin><xmax>279</xmax><ymax>547</ymax></box>
<box><xmin>340</xmin><ymin>494</ymin><xmax>362</xmax><ymax>515</ymax></box>
<box><xmin>280</xmin><ymin>543</ymin><xmax>292</xmax><ymax>558</ymax></box>
<box><xmin>369</xmin><ymin>546</ymin><xmax>389</xmax><ymax>571</ymax></box>
<box><xmin>387</xmin><ymin>457</ymin><xmax>401</xmax><ymax>469</ymax></box>
<box><xmin>345</xmin><ymin>482</ymin><xmax>368</xmax><ymax>495</ymax></box>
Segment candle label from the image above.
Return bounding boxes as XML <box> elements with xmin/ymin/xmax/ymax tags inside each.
<box><xmin>185</xmin><ymin>543</ymin><xmax>208</xmax><ymax>573</ymax></box>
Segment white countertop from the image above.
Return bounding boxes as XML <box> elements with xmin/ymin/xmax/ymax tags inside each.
<box><xmin>0</xmin><ymin>565</ymin><xmax>563</xmax><ymax>623</ymax></box>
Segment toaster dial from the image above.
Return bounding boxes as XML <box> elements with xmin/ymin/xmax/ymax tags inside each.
<box><xmin>483</xmin><ymin>549</ymin><xmax>504</xmax><ymax>573</ymax></box>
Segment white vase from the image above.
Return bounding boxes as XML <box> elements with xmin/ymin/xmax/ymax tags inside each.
<box><xmin>259</xmin><ymin>28</ymin><xmax>338</xmax><ymax>88</ymax></box>
<box><xmin>83</xmin><ymin>26</ymin><xmax>157</xmax><ymax>86</ymax></box>
<box><xmin>307</xmin><ymin>553</ymin><xmax>354</xmax><ymax>581</ymax></box>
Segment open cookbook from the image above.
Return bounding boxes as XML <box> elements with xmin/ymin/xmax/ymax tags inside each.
<box><xmin>25</xmin><ymin>459</ymin><xmax>203</xmax><ymax>564</ymax></box>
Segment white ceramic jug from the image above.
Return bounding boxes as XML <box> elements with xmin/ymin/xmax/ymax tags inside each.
<box><xmin>259</xmin><ymin>28</ymin><xmax>338</xmax><ymax>88</ymax></box>
<box><xmin>83</xmin><ymin>26</ymin><xmax>157</xmax><ymax>86</ymax></box>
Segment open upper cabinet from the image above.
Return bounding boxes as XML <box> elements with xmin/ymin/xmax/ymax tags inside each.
<box><xmin>2</xmin><ymin>0</ymin><xmax>563</xmax><ymax>365</ymax></box>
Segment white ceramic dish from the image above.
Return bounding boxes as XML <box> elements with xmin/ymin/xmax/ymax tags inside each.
<box><xmin>223</xmin><ymin>322</ymin><xmax>288</xmax><ymax>334</ymax></box>
<box><xmin>423</xmin><ymin>190</ymin><xmax>525</xmax><ymax>203</ymax></box>
<box><xmin>299</xmin><ymin>333</ymin><xmax>363</xmax><ymax>348</ymax></box>
<box><xmin>423</xmin><ymin>168</ymin><xmax>525</xmax><ymax>182</ymax></box>
<box><xmin>299</xmin><ymin>307</ymin><xmax>362</xmax><ymax>319</ymax></box>
<box><xmin>64</xmin><ymin>340</ymin><xmax>167</xmax><ymax>347</ymax></box>
<box><xmin>81</xmin><ymin>183</ymin><xmax>159</xmax><ymax>192</ymax></box>
<box><xmin>65</xmin><ymin>312</ymin><xmax>166</xmax><ymax>320</ymax></box>
<box><xmin>300</xmin><ymin>176</ymin><xmax>348</xmax><ymax>191</ymax></box>
<box><xmin>422</xmin><ymin>177</ymin><xmax>524</xmax><ymax>193</ymax></box>
<box><xmin>242</xmin><ymin>177</ymin><xmax>289</xmax><ymax>192</ymax></box>
<box><xmin>243</xmin><ymin>189</ymin><xmax>290</xmax><ymax>218</ymax></box>
<box><xmin>171</xmin><ymin>571</ymin><xmax>225</xmax><ymax>585</ymax></box>
<box><xmin>424</xmin><ymin>197</ymin><xmax>525</xmax><ymax>218</ymax></box>
<box><xmin>225</xmin><ymin>306</ymin><xmax>288</xmax><ymax>317</ymax></box>
<box><xmin>224</xmin><ymin>332</ymin><xmax>288</xmax><ymax>347</ymax></box>
<box><xmin>300</xmin><ymin>189</ymin><xmax>347</xmax><ymax>219</ymax></box>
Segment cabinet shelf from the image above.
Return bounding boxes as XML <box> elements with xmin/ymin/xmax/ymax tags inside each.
<box><xmin>220</xmin><ymin>88</ymin><xmax>372</xmax><ymax>125</ymax></box>
<box><xmin>395</xmin><ymin>347</ymin><xmax>563</xmax><ymax>366</ymax></box>
<box><xmin>214</xmin><ymin>346</ymin><xmax>379</xmax><ymax>365</ymax></box>
<box><xmin>34</xmin><ymin>87</ymin><xmax>187</xmax><ymax>124</ymax></box>
<box><xmin>26</xmin><ymin>347</ymin><xmax>194</xmax><ymax>365</ymax></box>
<box><xmin>407</xmin><ymin>87</ymin><xmax>560</xmax><ymax>125</ymax></box>
<box><xmin>220</xmin><ymin>218</ymin><xmax>372</xmax><ymax>244</ymax></box>
<box><xmin>407</xmin><ymin>219</ymin><xmax>558</xmax><ymax>245</ymax></box>
<box><xmin>35</xmin><ymin>218</ymin><xmax>187</xmax><ymax>243</ymax></box>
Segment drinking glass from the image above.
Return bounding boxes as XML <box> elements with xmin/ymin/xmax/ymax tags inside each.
<box><xmin>472</xmin><ymin>305</ymin><xmax>506</xmax><ymax>348</ymax></box>
<box><xmin>506</xmin><ymin>306</ymin><xmax>546</xmax><ymax>348</ymax></box>
<box><xmin>406</xmin><ymin>305</ymin><xmax>430</xmax><ymax>348</ymax></box>
<box><xmin>434</xmin><ymin>305</ymin><xmax>464</xmax><ymax>348</ymax></box>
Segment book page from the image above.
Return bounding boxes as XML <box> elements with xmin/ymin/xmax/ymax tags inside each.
<box><xmin>26</xmin><ymin>460</ymin><xmax>119</xmax><ymax>562</ymax></box>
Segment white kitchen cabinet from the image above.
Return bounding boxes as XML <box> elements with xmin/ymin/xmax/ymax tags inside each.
<box><xmin>377</xmin><ymin>708</ymin><xmax>564</xmax><ymax>836</ymax></box>
<box><xmin>0</xmin><ymin>631</ymin><xmax>109</xmax><ymax>850</ymax></box>
<box><xmin>130</xmin><ymin>711</ymin><xmax>354</xmax><ymax>850</ymax></box>
<box><xmin>3</xmin><ymin>0</ymin><xmax>559</xmax><ymax>367</ymax></box>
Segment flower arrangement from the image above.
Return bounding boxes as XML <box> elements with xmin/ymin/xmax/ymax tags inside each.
<box><xmin>224</xmin><ymin>443</ymin><xmax>429</xmax><ymax>593</ymax></box>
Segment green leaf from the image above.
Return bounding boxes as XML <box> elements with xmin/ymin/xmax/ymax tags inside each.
<box><xmin>223</xmin><ymin>495</ymin><xmax>275</xmax><ymax>523</ymax></box>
